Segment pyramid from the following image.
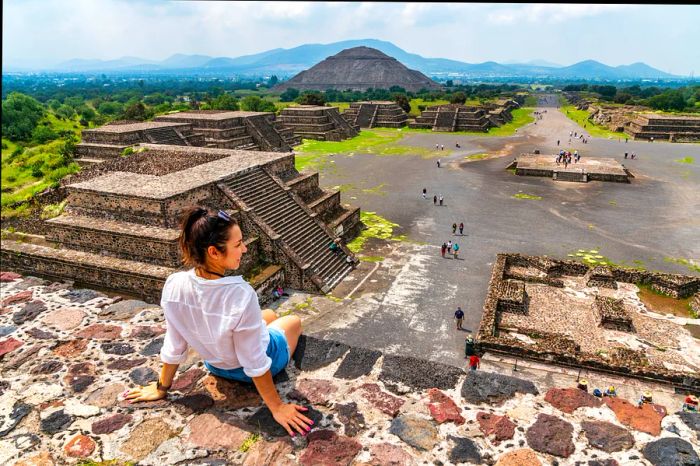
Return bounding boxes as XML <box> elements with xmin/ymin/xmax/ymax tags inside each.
<box><xmin>275</xmin><ymin>46</ymin><xmax>442</xmax><ymax>92</ymax></box>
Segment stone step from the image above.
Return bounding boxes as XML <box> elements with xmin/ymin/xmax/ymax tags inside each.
<box><xmin>46</xmin><ymin>214</ymin><xmax>181</xmax><ymax>267</ymax></box>
<box><xmin>75</xmin><ymin>158</ymin><xmax>107</xmax><ymax>168</ymax></box>
<box><xmin>1</xmin><ymin>240</ymin><xmax>176</xmax><ymax>304</ymax></box>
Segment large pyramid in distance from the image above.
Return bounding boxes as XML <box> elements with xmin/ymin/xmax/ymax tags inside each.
<box><xmin>275</xmin><ymin>46</ymin><xmax>442</xmax><ymax>92</ymax></box>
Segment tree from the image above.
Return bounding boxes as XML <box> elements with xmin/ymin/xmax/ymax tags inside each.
<box><xmin>122</xmin><ymin>101</ymin><xmax>148</xmax><ymax>121</ymax></box>
<box><xmin>268</xmin><ymin>75</ymin><xmax>279</xmax><ymax>87</ymax></box>
<box><xmin>450</xmin><ymin>92</ymin><xmax>467</xmax><ymax>105</ymax></box>
<box><xmin>279</xmin><ymin>88</ymin><xmax>300</xmax><ymax>102</ymax></box>
<box><xmin>55</xmin><ymin>104</ymin><xmax>76</xmax><ymax>120</ymax></box>
<box><xmin>240</xmin><ymin>96</ymin><xmax>276</xmax><ymax>113</ymax></box>
<box><xmin>295</xmin><ymin>91</ymin><xmax>325</xmax><ymax>106</ymax></box>
<box><xmin>209</xmin><ymin>93</ymin><xmax>239</xmax><ymax>111</ymax></box>
<box><xmin>97</xmin><ymin>101</ymin><xmax>124</xmax><ymax>116</ymax></box>
<box><xmin>1</xmin><ymin>92</ymin><xmax>45</xmax><ymax>141</ymax></box>
<box><xmin>393</xmin><ymin>93</ymin><xmax>411</xmax><ymax>114</ymax></box>
<box><xmin>445</xmin><ymin>80</ymin><xmax>454</xmax><ymax>87</ymax></box>
<box><xmin>32</xmin><ymin>125</ymin><xmax>58</xmax><ymax>144</ymax></box>
<box><xmin>78</xmin><ymin>105</ymin><xmax>97</xmax><ymax>123</ymax></box>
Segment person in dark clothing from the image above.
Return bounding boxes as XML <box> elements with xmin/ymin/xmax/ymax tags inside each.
<box><xmin>454</xmin><ymin>307</ymin><xmax>464</xmax><ymax>330</ymax></box>
<box><xmin>459</xmin><ymin>222</ymin><xmax>464</xmax><ymax>235</ymax></box>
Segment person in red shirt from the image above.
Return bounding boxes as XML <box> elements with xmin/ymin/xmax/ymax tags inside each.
<box><xmin>468</xmin><ymin>354</ymin><xmax>480</xmax><ymax>371</ymax></box>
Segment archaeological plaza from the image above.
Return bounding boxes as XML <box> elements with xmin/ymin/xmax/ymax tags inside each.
<box><xmin>1</xmin><ymin>45</ymin><xmax>699</xmax><ymax>465</ymax></box>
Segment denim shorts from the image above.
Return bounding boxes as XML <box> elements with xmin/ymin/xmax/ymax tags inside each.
<box><xmin>204</xmin><ymin>327</ymin><xmax>290</xmax><ymax>384</ymax></box>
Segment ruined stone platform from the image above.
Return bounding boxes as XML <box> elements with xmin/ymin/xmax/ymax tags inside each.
<box><xmin>512</xmin><ymin>153</ymin><xmax>630</xmax><ymax>183</ymax></box>
<box><xmin>478</xmin><ymin>254</ymin><xmax>700</xmax><ymax>392</ymax></box>
<box><xmin>1</xmin><ymin>144</ymin><xmax>361</xmax><ymax>301</ymax></box>
<box><xmin>1</xmin><ymin>272</ymin><xmax>698</xmax><ymax>465</ymax></box>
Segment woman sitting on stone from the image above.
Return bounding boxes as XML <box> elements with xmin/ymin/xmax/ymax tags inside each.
<box><xmin>124</xmin><ymin>207</ymin><xmax>312</xmax><ymax>437</ymax></box>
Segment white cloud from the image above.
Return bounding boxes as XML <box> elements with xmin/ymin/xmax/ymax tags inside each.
<box><xmin>487</xmin><ymin>4</ymin><xmax>633</xmax><ymax>25</ymax></box>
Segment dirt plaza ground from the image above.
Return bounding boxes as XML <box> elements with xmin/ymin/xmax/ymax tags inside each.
<box><xmin>293</xmin><ymin>96</ymin><xmax>700</xmax><ymax>369</ymax></box>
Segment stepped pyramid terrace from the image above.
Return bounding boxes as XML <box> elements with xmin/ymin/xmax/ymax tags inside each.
<box><xmin>409</xmin><ymin>104</ymin><xmax>493</xmax><ymax>132</ymax></box>
<box><xmin>274</xmin><ymin>46</ymin><xmax>442</xmax><ymax>92</ymax></box>
<box><xmin>75</xmin><ymin>111</ymin><xmax>299</xmax><ymax>167</ymax></box>
<box><xmin>627</xmin><ymin>113</ymin><xmax>700</xmax><ymax>142</ymax></box>
<box><xmin>341</xmin><ymin>101</ymin><xmax>409</xmax><ymax>129</ymax></box>
<box><xmin>277</xmin><ymin>105</ymin><xmax>359</xmax><ymax>141</ymax></box>
<box><xmin>154</xmin><ymin>110</ymin><xmax>300</xmax><ymax>150</ymax></box>
<box><xmin>1</xmin><ymin>144</ymin><xmax>362</xmax><ymax>303</ymax></box>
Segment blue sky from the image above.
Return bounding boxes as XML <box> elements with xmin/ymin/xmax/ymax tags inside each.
<box><xmin>3</xmin><ymin>1</ymin><xmax>699</xmax><ymax>75</ymax></box>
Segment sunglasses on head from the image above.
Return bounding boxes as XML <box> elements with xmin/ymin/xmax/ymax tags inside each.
<box><xmin>216</xmin><ymin>210</ymin><xmax>232</xmax><ymax>222</ymax></box>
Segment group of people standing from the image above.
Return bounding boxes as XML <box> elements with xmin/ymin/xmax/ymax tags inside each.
<box><xmin>441</xmin><ymin>240</ymin><xmax>460</xmax><ymax>259</ymax></box>
<box><xmin>556</xmin><ymin>149</ymin><xmax>580</xmax><ymax>167</ymax></box>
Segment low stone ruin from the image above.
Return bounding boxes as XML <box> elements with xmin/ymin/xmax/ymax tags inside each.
<box><xmin>585</xmin><ymin>265</ymin><xmax>618</xmax><ymax>289</ymax></box>
<box><xmin>477</xmin><ymin>253</ymin><xmax>700</xmax><ymax>391</ymax></box>
<box><xmin>340</xmin><ymin>101</ymin><xmax>408</xmax><ymax>129</ymax></box>
<box><xmin>510</xmin><ymin>153</ymin><xmax>631</xmax><ymax>183</ymax></box>
<box><xmin>277</xmin><ymin>105</ymin><xmax>359</xmax><ymax>141</ymax></box>
<box><xmin>594</xmin><ymin>296</ymin><xmax>633</xmax><ymax>332</ymax></box>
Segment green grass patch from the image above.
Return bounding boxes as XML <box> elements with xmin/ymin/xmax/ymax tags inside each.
<box><xmin>1</xmin><ymin>139</ymin><xmax>80</xmax><ymax>217</ymax></box>
<box><xmin>347</xmin><ymin>211</ymin><xmax>405</xmax><ymax>254</ymax></box>
<box><xmin>239</xmin><ymin>433</ymin><xmax>260</xmax><ymax>452</ymax></box>
<box><xmin>465</xmin><ymin>153</ymin><xmax>489</xmax><ymax>160</ymax></box>
<box><xmin>512</xmin><ymin>193</ymin><xmax>542</xmax><ymax>200</ymax></box>
<box><xmin>560</xmin><ymin>105</ymin><xmax>627</xmax><ymax>139</ymax></box>
<box><xmin>664</xmin><ymin>257</ymin><xmax>700</xmax><ymax>274</ymax></box>
<box><xmin>486</xmin><ymin>108</ymin><xmax>535</xmax><ymax>136</ymax></box>
<box><xmin>361</xmin><ymin>183</ymin><xmax>387</xmax><ymax>196</ymax></box>
<box><xmin>40</xmin><ymin>200</ymin><xmax>68</xmax><ymax>220</ymax></box>
<box><xmin>608</xmin><ymin>200</ymin><xmax>617</xmax><ymax>206</ymax></box>
<box><xmin>359</xmin><ymin>255</ymin><xmax>385</xmax><ymax>262</ymax></box>
<box><xmin>409</xmin><ymin>98</ymin><xmax>450</xmax><ymax>116</ymax></box>
<box><xmin>674</xmin><ymin>157</ymin><xmax>694</xmax><ymax>164</ymax></box>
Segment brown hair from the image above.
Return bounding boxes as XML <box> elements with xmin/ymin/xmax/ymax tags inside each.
<box><xmin>178</xmin><ymin>206</ymin><xmax>238</xmax><ymax>267</ymax></box>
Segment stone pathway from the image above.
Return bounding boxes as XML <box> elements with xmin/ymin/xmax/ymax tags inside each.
<box><xmin>1</xmin><ymin>273</ymin><xmax>699</xmax><ymax>465</ymax></box>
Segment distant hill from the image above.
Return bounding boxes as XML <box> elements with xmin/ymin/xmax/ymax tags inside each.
<box><xmin>43</xmin><ymin>39</ymin><xmax>680</xmax><ymax>80</ymax></box>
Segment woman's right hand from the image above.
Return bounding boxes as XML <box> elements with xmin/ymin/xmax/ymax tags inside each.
<box><xmin>122</xmin><ymin>382</ymin><xmax>168</xmax><ymax>403</ymax></box>
<box><xmin>271</xmin><ymin>402</ymin><xmax>314</xmax><ymax>437</ymax></box>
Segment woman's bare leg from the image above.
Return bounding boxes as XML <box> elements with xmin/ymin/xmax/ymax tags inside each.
<box><xmin>262</xmin><ymin>309</ymin><xmax>278</xmax><ymax>325</ymax></box>
<box><xmin>268</xmin><ymin>315</ymin><xmax>302</xmax><ymax>355</ymax></box>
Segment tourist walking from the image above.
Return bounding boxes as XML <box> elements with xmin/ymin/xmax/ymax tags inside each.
<box><xmin>123</xmin><ymin>207</ymin><xmax>311</xmax><ymax>438</ymax></box>
<box><xmin>453</xmin><ymin>243</ymin><xmax>460</xmax><ymax>259</ymax></box>
<box><xmin>447</xmin><ymin>240</ymin><xmax>453</xmax><ymax>254</ymax></box>
<box><xmin>624</xmin><ymin>152</ymin><xmax>628</xmax><ymax>159</ymax></box>
<box><xmin>422</xmin><ymin>188</ymin><xmax>427</xmax><ymax>200</ymax></box>
<box><xmin>557</xmin><ymin>139</ymin><xmax>560</xmax><ymax>146</ymax></box>
<box><xmin>435</xmin><ymin>143</ymin><xmax>439</xmax><ymax>150</ymax></box>
<box><xmin>452</xmin><ymin>223</ymin><xmax>457</xmax><ymax>234</ymax></box>
<box><xmin>439</xmin><ymin>195</ymin><xmax>444</xmax><ymax>206</ymax></box>
<box><xmin>441</xmin><ymin>242</ymin><xmax>447</xmax><ymax>258</ymax></box>
<box><xmin>468</xmin><ymin>353</ymin><xmax>481</xmax><ymax>371</ymax></box>
<box><xmin>437</xmin><ymin>159</ymin><xmax>441</xmax><ymax>168</ymax></box>
<box><xmin>440</xmin><ymin>144</ymin><xmax>444</xmax><ymax>151</ymax></box>
<box><xmin>454</xmin><ymin>307</ymin><xmax>464</xmax><ymax>330</ymax></box>
<box><xmin>459</xmin><ymin>222</ymin><xmax>464</xmax><ymax>235</ymax></box>
<box><xmin>433</xmin><ymin>195</ymin><xmax>437</xmax><ymax>205</ymax></box>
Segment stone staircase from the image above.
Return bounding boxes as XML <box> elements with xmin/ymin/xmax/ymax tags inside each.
<box><xmin>144</xmin><ymin>127</ymin><xmax>188</xmax><ymax>145</ymax></box>
<box><xmin>433</xmin><ymin>108</ymin><xmax>455</xmax><ymax>131</ymax></box>
<box><xmin>355</xmin><ymin>104</ymin><xmax>376</xmax><ymax>128</ymax></box>
<box><xmin>222</xmin><ymin>168</ymin><xmax>354</xmax><ymax>291</ymax></box>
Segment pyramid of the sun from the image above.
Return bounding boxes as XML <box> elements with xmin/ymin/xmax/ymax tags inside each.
<box><xmin>274</xmin><ymin>46</ymin><xmax>442</xmax><ymax>92</ymax></box>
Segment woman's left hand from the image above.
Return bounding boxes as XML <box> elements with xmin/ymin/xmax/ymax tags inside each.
<box><xmin>122</xmin><ymin>382</ymin><xmax>168</xmax><ymax>403</ymax></box>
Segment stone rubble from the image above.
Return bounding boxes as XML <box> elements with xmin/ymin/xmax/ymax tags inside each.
<box><xmin>1</xmin><ymin>272</ymin><xmax>699</xmax><ymax>465</ymax></box>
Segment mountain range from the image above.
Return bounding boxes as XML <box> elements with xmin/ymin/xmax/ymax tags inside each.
<box><xmin>33</xmin><ymin>39</ymin><xmax>681</xmax><ymax>80</ymax></box>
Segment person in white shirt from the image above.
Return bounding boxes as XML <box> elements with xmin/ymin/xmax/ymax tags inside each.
<box><xmin>124</xmin><ymin>207</ymin><xmax>312</xmax><ymax>437</ymax></box>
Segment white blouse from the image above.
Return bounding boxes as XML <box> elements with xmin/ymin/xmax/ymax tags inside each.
<box><xmin>159</xmin><ymin>269</ymin><xmax>271</xmax><ymax>378</ymax></box>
